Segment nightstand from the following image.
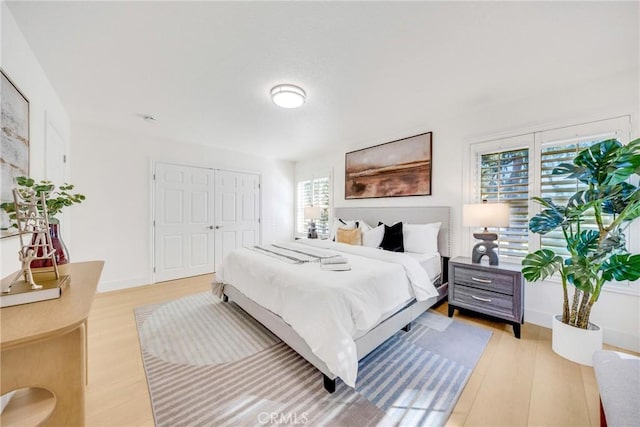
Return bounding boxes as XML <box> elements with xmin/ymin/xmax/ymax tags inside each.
<box><xmin>448</xmin><ymin>257</ymin><xmax>524</xmax><ymax>338</ymax></box>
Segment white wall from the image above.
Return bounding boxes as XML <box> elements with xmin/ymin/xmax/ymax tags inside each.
<box><xmin>71</xmin><ymin>124</ymin><xmax>294</xmax><ymax>292</ymax></box>
<box><xmin>0</xmin><ymin>3</ymin><xmax>71</xmax><ymax>277</ymax></box>
<box><xmin>294</xmin><ymin>69</ymin><xmax>640</xmax><ymax>352</ymax></box>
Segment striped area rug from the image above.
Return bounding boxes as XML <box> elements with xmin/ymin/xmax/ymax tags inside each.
<box><xmin>135</xmin><ymin>292</ymin><xmax>491</xmax><ymax>427</ymax></box>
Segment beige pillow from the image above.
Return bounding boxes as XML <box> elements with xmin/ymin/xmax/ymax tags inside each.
<box><xmin>336</xmin><ymin>227</ymin><xmax>362</xmax><ymax>245</ymax></box>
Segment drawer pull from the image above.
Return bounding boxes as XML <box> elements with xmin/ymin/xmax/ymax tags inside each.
<box><xmin>471</xmin><ymin>277</ymin><xmax>492</xmax><ymax>284</ymax></box>
<box><xmin>471</xmin><ymin>295</ymin><xmax>492</xmax><ymax>302</ymax></box>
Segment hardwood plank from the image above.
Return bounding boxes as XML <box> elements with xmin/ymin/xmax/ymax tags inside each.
<box><xmin>528</xmin><ymin>327</ymin><xmax>593</xmax><ymax>426</ymax></box>
<box><xmin>75</xmin><ymin>274</ymin><xmax>613</xmax><ymax>427</ymax></box>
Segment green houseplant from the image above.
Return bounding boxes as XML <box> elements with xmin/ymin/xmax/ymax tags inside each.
<box><xmin>521</xmin><ymin>138</ymin><xmax>640</xmax><ymax>362</ymax></box>
<box><xmin>1</xmin><ymin>176</ymin><xmax>85</xmax><ymax>227</ymax></box>
<box><xmin>1</xmin><ymin>176</ymin><xmax>85</xmax><ymax>266</ymax></box>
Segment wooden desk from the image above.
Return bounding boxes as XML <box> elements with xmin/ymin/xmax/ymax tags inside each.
<box><xmin>1</xmin><ymin>261</ymin><xmax>104</xmax><ymax>426</ymax></box>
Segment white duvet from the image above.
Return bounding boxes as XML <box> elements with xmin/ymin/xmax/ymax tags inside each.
<box><xmin>215</xmin><ymin>239</ymin><xmax>439</xmax><ymax>387</ymax></box>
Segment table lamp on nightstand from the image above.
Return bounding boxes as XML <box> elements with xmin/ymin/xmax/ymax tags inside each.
<box><xmin>463</xmin><ymin>200</ymin><xmax>510</xmax><ymax>265</ymax></box>
<box><xmin>304</xmin><ymin>206</ymin><xmax>322</xmax><ymax>239</ymax></box>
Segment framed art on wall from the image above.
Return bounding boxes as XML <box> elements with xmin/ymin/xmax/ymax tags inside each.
<box><xmin>345</xmin><ymin>132</ymin><xmax>432</xmax><ymax>199</ymax></box>
<box><xmin>1</xmin><ymin>69</ymin><xmax>30</xmax><ymax>238</ymax></box>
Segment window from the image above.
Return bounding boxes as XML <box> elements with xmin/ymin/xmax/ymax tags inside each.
<box><xmin>539</xmin><ymin>141</ymin><xmax>613</xmax><ymax>257</ymax></box>
<box><xmin>471</xmin><ymin>116</ymin><xmax>633</xmax><ymax>266</ymax></box>
<box><xmin>296</xmin><ymin>176</ymin><xmax>330</xmax><ymax>237</ymax></box>
<box><xmin>479</xmin><ymin>148</ymin><xmax>530</xmax><ymax>263</ymax></box>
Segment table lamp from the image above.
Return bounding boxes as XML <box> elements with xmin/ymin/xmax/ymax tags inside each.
<box><xmin>463</xmin><ymin>200</ymin><xmax>510</xmax><ymax>265</ymax></box>
<box><xmin>304</xmin><ymin>206</ymin><xmax>322</xmax><ymax>239</ymax></box>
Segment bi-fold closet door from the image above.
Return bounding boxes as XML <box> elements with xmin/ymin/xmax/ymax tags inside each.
<box><xmin>154</xmin><ymin>163</ymin><xmax>260</xmax><ymax>283</ymax></box>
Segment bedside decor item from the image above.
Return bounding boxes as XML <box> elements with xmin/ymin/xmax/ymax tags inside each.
<box><xmin>304</xmin><ymin>206</ymin><xmax>322</xmax><ymax>239</ymax></box>
<box><xmin>1</xmin><ymin>176</ymin><xmax>85</xmax><ymax>268</ymax></box>
<box><xmin>270</xmin><ymin>84</ymin><xmax>306</xmax><ymax>109</ymax></box>
<box><xmin>463</xmin><ymin>200</ymin><xmax>510</xmax><ymax>265</ymax></box>
<box><xmin>2</xmin><ymin>187</ymin><xmax>59</xmax><ymax>293</ymax></box>
<box><xmin>1</xmin><ymin>273</ymin><xmax>70</xmax><ymax>308</ymax></box>
<box><xmin>1</xmin><ymin>69</ymin><xmax>30</xmax><ymax>239</ymax></box>
<box><xmin>345</xmin><ymin>132</ymin><xmax>432</xmax><ymax>199</ymax></box>
<box><xmin>521</xmin><ymin>138</ymin><xmax>640</xmax><ymax>365</ymax></box>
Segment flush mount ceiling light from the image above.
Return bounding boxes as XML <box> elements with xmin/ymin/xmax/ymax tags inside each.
<box><xmin>270</xmin><ymin>84</ymin><xmax>306</xmax><ymax>109</ymax></box>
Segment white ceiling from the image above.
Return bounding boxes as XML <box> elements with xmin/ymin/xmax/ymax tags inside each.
<box><xmin>6</xmin><ymin>1</ymin><xmax>639</xmax><ymax>161</ymax></box>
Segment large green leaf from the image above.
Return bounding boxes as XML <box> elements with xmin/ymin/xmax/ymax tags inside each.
<box><xmin>529</xmin><ymin>208</ymin><xmax>565</xmax><ymax>234</ymax></box>
<box><xmin>567</xmin><ymin>229</ymin><xmax>600</xmax><ymax>255</ymax></box>
<box><xmin>522</xmin><ymin>249</ymin><xmax>563</xmax><ymax>282</ymax></box>
<box><xmin>565</xmin><ymin>256</ymin><xmax>597</xmax><ymax>294</ymax></box>
<box><xmin>552</xmin><ymin>162</ymin><xmax>592</xmax><ymax>184</ymax></box>
<box><xmin>593</xmin><ymin>230</ymin><xmax>626</xmax><ymax>262</ymax></box>
<box><xmin>574</xmin><ymin>139</ymin><xmax>622</xmax><ymax>185</ymax></box>
<box><xmin>601</xmin><ymin>183</ymin><xmax>637</xmax><ymax>215</ymax></box>
<box><xmin>600</xmin><ymin>254</ymin><xmax>640</xmax><ymax>282</ymax></box>
<box><xmin>529</xmin><ymin>197</ymin><xmax>566</xmax><ymax>234</ymax></box>
<box><xmin>606</xmin><ymin>138</ymin><xmax>640</xmax><ymax>185</ymax></box>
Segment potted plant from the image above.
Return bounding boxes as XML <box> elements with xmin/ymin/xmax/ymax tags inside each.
<box><xmin>1</xmin><ymin>176</ymin><xmax>85</xmax><ymax>267</ymax></box>
<box><xmin>522</xmin><ymin>138</ymin><xmax>640</xmax><ymax>365</ymax></box>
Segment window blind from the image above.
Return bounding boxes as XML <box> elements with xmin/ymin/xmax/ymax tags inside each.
<box><xmin>480</xmin><ymin>148</ymin><xmax>530</xmax><ymax>262</ymax></box>
<box><xmin>296</xmin><ymin>177</ymin><xmax>330</xmax><ymax>236</ymax></box>
<box><xmin>540</xmin><ymin>140</ymin><xmax>613</xmax><ymax>257</ymax></box>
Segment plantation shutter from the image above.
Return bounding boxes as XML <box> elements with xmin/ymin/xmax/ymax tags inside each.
<box><xmin>480</xmin><ymin>148</ymin><xmax>530</xmax><ymax>262</ymax></box>
<box><xmin>540</xmin><ymin>140</ymin><xmax>614</xmax><ymax>257</ymax></box>
<box><xmin>296</xmin><ymin>177</ymin><xmax>330</xmax><ymax>236</ymax></box>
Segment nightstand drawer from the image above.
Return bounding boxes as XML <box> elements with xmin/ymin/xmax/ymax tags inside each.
<box><xmin>451</xmin><ymin>285</ymin><xmax>515</xmax><ymax>319</ymax></box>
<box><xmin>453</xmin><ymin>266</ymin><xmax>514</xmax><ymax>295</ymax></box>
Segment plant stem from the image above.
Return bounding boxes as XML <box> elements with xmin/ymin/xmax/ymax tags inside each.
<box><xmin>569</xmin><ymin>288</ymin><xmax>580</xmax><ymax>325</ymax></box>
<box><xmin>561</xmin><ymin>273</ymin><xmax>570</xmax><ymax>324</ymax></box>
<box><xmin>577</xmin><ymin>291</ymin><xmax>591</xmax><ymax>329</ymax></box>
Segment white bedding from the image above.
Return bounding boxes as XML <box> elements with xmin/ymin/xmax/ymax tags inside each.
<box><xmin>216</xmin><ymin>239</ymin><xmax>439</xmax><ymax>388</ymax></box>
<box><xmin>404</xmin><ymin>251</ymin><xmax>442</xmax><ymax>281</ymax></box>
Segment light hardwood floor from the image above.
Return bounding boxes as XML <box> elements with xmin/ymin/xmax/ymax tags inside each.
<box><xmin>44</xmin><ymin>274</ymin><xmax>630</xmax><ymax>425</ymax></box>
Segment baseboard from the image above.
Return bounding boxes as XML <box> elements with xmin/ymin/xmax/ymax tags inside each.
<box><xmin>525</xmin><ymin>308</ymin><xmax>640</xmax><ymax>353</ymax></box>
<box><xmin>98</xmin><ymin>275</ymin><xmax>152</xmax><ymax>293</ymax></box>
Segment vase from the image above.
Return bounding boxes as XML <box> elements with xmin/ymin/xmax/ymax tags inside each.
<box><xmin>30</xmin><ymin>223</ymin><xmax>70</xmax><ymax>269</ymax></box>
<box><xmin>551</xmin><ymin>314</ymin><xmax>603</xmax><ymax>366</ymax></box>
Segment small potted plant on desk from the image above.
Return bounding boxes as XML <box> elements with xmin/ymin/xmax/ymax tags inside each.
<box><xmin>1</xmin><ymin>176</ymin><xmax>85</xmax><ymax>268</ymax></box>
<box><xmin>522</xmin><ymin>138</ymin><xmax>640</xmax><ymax>366</ymax></box>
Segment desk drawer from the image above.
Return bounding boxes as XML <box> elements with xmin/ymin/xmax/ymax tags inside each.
<box><xmin>453</xmin><ymin>266</ymin><xmax>514</xmax><ymax>295</ymax></box>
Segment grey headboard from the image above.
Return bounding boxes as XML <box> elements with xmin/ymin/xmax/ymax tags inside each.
<box><xmin>333</xmin><ymin>206</ymin><xmax>451</xmax><ymax>257</ymax></box>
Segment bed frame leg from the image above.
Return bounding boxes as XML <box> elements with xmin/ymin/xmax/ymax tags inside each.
<box><xmin>402</xmin><ymin>322</ymin><xmax>412</xmax><ymax>332</ymax></box>
<box><xmin>222</xmin><ymin>294</ymin><xmax>229</xmax><ymax>302</ymax></box>
<box><xmin>323</xmin><ymin>374</ymin><xmax>336</xmax><ymax>393</ymax></box>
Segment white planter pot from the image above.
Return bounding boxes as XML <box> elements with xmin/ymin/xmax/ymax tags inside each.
<box><xmin>551</xmin><ymin>314</ymin><xmax>603</xmax><ymax>366</ymax></box>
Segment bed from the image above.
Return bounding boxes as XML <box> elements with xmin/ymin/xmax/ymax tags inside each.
<box><xmin>213</xmin><ymin>206</ymin><xmax>451</xmax><ymax>393</ymax></box>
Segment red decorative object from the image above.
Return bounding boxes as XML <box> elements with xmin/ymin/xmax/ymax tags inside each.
<box><xmin>30</xmin><ymin>223</ymin><xmax>69</xmax><ymax>268</ymax></box>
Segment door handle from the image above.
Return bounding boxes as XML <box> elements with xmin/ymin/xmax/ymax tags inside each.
<box><xmin>215</xmin><ymin>225</ymin><xmax>223</xmax><ymax>229</ymax></box>
<box><xmin>208</xmin><ymin>226</ymin><xmax>214</xmax><ymax>230</ymax></box>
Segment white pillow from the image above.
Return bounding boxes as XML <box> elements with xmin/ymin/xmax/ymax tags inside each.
<box><xmin>362</xmin><ymin>224</ymin><xmax>385</xmax><ymax>248</ymax></box>
<box><xmin>403</xmin><ymin>222</ymin><xmax>441</xmax><ymax>254</ymax></box>
<box><xmin>329</xmin><ymin>219</ymin><xmax>357</xmax><ymax>241</ymax></box>
<box><xmin>356</xmin><ymin>220</ymin><xmax>373</xmax><ymax>232</ymax></box>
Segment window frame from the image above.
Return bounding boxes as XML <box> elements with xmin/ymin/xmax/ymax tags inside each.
<box><xmin>467</xmin><ymin>115</ymin><xmax>638</xmax><ymax>295</ymax></box>
<box><xmin>295</xmin><ymin>173</ymin><xmax>332</xmax><ymax>239</ymax></box>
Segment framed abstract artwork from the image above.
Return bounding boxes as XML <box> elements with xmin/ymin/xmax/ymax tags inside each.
<box><xmin>1</xmin><ymin>69</ymin><xmax>30</xmax><ymax>238</ymax></box>
<box><xmin>345</xmin><ymin>132</ymin><xmax>432</xmax><ymax>199</ymax></box>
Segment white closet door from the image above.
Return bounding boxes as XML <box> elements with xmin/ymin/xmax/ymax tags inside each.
<box><xmin>154</xmin><ymin>163</ymin><xmax>215</xmax><ymax>282</ymax></box>
<box><xmin>214</xmin><ymin>170</ymin><xmax>260</xmax><ymax>271</ymax></box>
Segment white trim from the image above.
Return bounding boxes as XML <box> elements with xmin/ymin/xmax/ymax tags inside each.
<box><xmin>98</xmin><ymin>275</ymin><xmax>152</xmax><ymax>293</ymax></box>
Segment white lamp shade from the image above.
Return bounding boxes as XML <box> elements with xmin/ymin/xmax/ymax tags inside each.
<box><xmin>463</xmin><ymin>202</ymin><xmax>510</xmax><ymax>228</ymax></box>
<box><xmin>270</xmin><ymin>84</ymin><xmax>306</xmax><ymax>109</ymax></box>
<box><xmin>304</xmin><ymin>206</ymin><xmax>322</xmax><ymax>220</ymax></box>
